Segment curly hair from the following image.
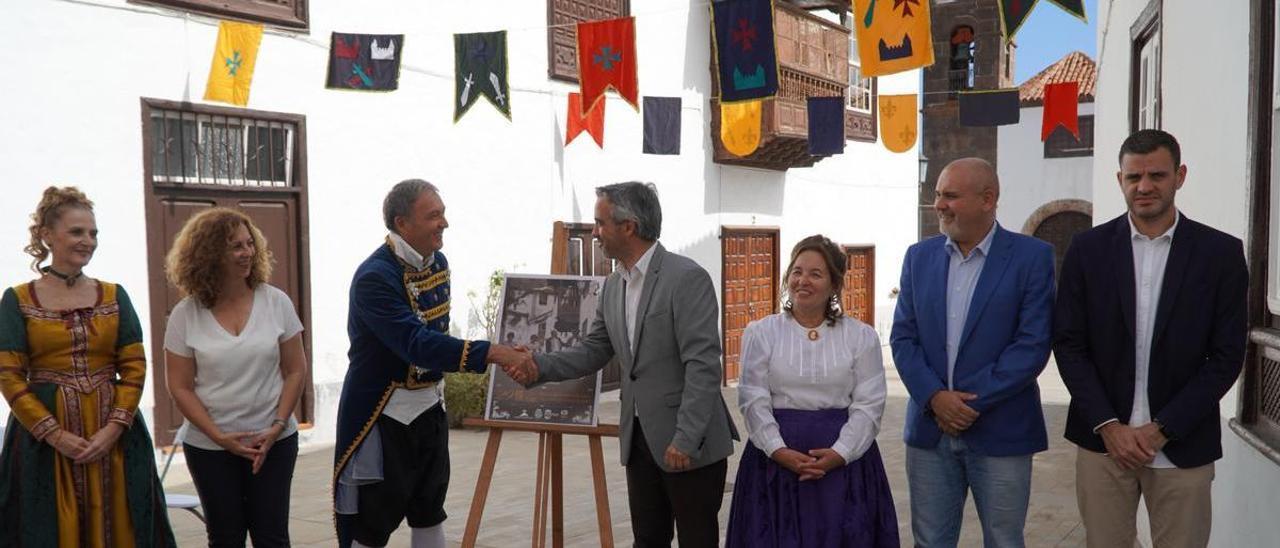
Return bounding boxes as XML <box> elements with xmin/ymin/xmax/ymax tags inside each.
<box><xmin>781</xmin><ymin>234</ymin><xmax>848</xmax><ymax>326</ymax></box>
<box><xmin>165</xmin><ymin>208</ymin><xmax>273</xmax><ymax>308</ymax></box>
<box><xmin>25</xmin><ymin>186</ymin><xmax>95</xmax><ymax>273</ymax></box>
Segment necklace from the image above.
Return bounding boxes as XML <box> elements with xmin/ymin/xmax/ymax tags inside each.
<box><xmin>43</xmin><ymin>266</ymin><xmax>83</xmax><ymax>287</ymax></box>
<box><xmin>807</xmin><ymin>329</ymin><xmax>820</xmax><ymax>341</ymax></box>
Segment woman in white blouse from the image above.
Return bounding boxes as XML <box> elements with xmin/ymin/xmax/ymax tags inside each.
<box><xmin>163</xmin><ymin>208</ymin><xmax>307</xmax><ymax>548</ymax></box>
<box><xmin>725</xmin><ymin>235</ymin><xmax>898</xmax><ymax>547</ymax></box>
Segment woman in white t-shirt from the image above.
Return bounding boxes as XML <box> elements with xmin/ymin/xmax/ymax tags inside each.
<box><xmin>724</xmin><ymin>235</ymin><xmax>898</xmax><ymax>547</ymax></box>
<box><xmin>163</xmin><ymin>208</ymin><xmax>307</xmax><ymax>548</ymax></box>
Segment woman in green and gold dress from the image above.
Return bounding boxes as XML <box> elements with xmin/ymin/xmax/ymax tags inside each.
<box><xmin>0</xmin><ymin>186</ymin><xmax>175</xmax><ymax>547</ymax></box>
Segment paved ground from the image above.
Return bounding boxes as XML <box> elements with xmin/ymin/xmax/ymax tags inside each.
<box><xmin>165</xmin><ymin>354</ymin><xmax>1087</xmax><ymax>547</ymax></box>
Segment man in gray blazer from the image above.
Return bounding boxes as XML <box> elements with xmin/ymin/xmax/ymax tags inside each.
<box><xmin>497</xmin><ymin>182</ymin><xmax>738</xmax><ymax>547</ymax></box>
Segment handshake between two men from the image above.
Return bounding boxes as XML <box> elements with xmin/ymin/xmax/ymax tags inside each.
<box><xmin>487</xmin><ymin>345</ymin><xmax>540</xmax><ymax>386</ymax></box>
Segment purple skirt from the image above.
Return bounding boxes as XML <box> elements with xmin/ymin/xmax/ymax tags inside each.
<box><xmin>725</xmin><ymin>408</ymin><xmax>899</xmax><ymax>548</ymax></box>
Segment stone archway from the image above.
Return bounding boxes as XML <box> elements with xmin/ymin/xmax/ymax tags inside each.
<box><xmin>1023</xmin><ymin>199</ymin><xmax>1093</xmax><ymax>279</ymax></box>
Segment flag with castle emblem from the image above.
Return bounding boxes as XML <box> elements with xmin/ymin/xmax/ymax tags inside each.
<box><xmin>454</xmin><ymin>31</ymin><xmax>510</xmax><ymax>121</ymax></box>
<box><xmin>851</xmin><ymin>0</ymin><xmax>934</xmax><ymax>77</ymax></box>
<box><xmin>576</xmin><ymin>17</ymin><xmax>639</xmax><ymax>114</ymax></box>
<box><xmin>204</xmin><ymin>21</ymin><xmax>263</xmax><ymax>106</ymax></box>
<box><xmin>711</xmin><ymin>0</ymin><xmax>780</xmax><ymax>103</ymax></box>
<box><xmin>326</xmin><ymin>32</ymin><xmax>404</xmax><ymax>91</ymax></box>
<box><xmin>878</xmin><ymin>94</ymin><xmax>917</xmax><ymax>153</ymax></box>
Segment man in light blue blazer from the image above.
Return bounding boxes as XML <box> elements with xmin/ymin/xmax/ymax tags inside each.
<box><xmin>891</xmin><ymin>158</ymin><xmax>1055</xmax><ymax>548</ymax></box>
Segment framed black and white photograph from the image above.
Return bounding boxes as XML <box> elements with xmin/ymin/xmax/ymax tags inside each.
<box><xmin>485</xmin><ymin>273</ymin><xmax>605</xmax><ymax>426</ymax></box>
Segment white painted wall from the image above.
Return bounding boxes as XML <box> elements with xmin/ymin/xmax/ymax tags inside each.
<box><xmin>1095</xmin><ymin>1</ymin><xmax>1280</xmax><ymax>546</ymax></box>
<box><xmin>0</xmin><ymin>0</ymin><xmax>919</xmax><ymax>449</ymax></box>
<box><xmin>996</xmin><ymin>102</ymin><xmax>1095</xmax><ymax>233</ymax></box>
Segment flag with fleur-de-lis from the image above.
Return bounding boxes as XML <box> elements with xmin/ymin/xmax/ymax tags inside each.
<box><xmin>711</xmin><ymin>0</ymin><xmax>779</xmax><ymax>103</ymax></box>
<box><xmin>454</xmin><ymin>31</ymin><xmax>511</xmax><ymax>122</ymax></box>
<box><xmin>204</xmin><ymin>21</ymin><xmax>263</xmax><ymax>106</ymax></box>
<box><xmin>878</xmin><ymin>94</ymin><xmax>917</xmax><ymax>153</ymax></box>
<box><xmin>575</xmin><ymin>17</ymin><xmax>638</xmax><ymax>114</ymax></box>
<box><xmin>326</xmin><ymin>32</ymin><xmax>404</xmax><ymax>91</ymax></box>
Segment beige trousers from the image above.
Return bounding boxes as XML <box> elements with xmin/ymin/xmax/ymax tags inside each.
<box><xmin>1075</xmin><ymin>447</ymin><xmax>1214</xmax><ymax>548</ymax></box>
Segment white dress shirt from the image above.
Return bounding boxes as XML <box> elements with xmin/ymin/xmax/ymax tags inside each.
<box><xmin>737</xmin><ymin>313</ymin><xmax>888</xmax><ymax>464</ymax></box>
<box><xmin>620</xmin><ymin>242</ymin><xmax>658</xmax><ymax>353</ymax></box>
<box><xmin>1127</xmin><ymin>212</ymin><xmax>1179</xmax><ymax>468</ymax></box>
<box><xmin>382</xmin><ymin>232</ymin><xmax>443</xmax><ymax>424</ymax></box>
<box><xmin>944</xmin><ymin>222</ymin><xmax>997</xmax><ymax>388</ymax></box>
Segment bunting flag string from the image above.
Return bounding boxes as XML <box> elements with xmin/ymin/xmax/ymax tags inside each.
<box><xmin>958</xmin><ymin>89</ymin><xmax>1021</xmax><ymax>127</ymax></box>
<box><xmin>204</xmin><ymin>21</ymin><xmax>263</xmax><ymax>106</ymax></box>
<box><xmin>566</xmin><ymin>92</ymin><xmax>606</xmax><ymax>148</ymax></box>
<box><xmin>643</xmin><ymin>96</ymin><xmax>682</xmax><ymax>155</ymax></box>
<box><xmin>720</xmin><ymin>99</ymin><xmax>763</xmax><ymax>157</ymax></box>
<box><xmin>851</xmin><ymin>0</ymin><xmax>935</xmax><ymax>77</ymax></box>
<box><xmin>454</xmin><ymin>31</ymin><xmax>511</xmax><ymax>122</ymax></box>
<box><xmin>999</xmin><ymin>0</ymin><xmax>1088</xmax><ymax>42</ymax></box>
<box><xmin>576</xmin><ymin>17</ymin><xmax>639</xmax><ymax>114</ymax></box>
<box><xmin>710</xmin><ymin>0</ymin><xmax>780</xmax><ymax>103</ymax></box>
<box><xmin>807</xmin><ymin>97</ymin><xmax>846</xmax><ymax>156</ymax></box>
<box><xmin>1041</xmin><ymin>81</ymin><xmax>1080</xmax><ymax>141</ymax></box>
<box><xmin>326</xmin><ymin>32</ymin><xmax>404</xmax><ymax>91</ymax></box>
<box><xmin>878</xmin><ymin>94</ymin><xmax>917</xmax><ymax>153</ymax></box>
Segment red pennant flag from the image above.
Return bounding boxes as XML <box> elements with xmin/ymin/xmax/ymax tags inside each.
<box><xmin>566</xmin><ymin>92</ymin><xmax>605</xmax><ymax>147</ymax></box>
<box><xmin>1042</xmin><ymin>81</ymin><xmax>1080</xmax><ymax>141</ymax></box>
<box><xmin>576</xmin><ymin>17</ymin><xmax>638</xmax><ymax>115</ymax></box>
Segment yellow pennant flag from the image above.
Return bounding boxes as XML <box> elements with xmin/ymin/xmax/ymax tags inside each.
<box><xmin>204</xmin><ymin>21</ymin><xmax>264</xmax><ymax>106</ymax></box>
<box><xmin>720</xmin><ymin>100</ymin><xmax>762</xmax><ymax>157</ymax></box>
<box><xmin>851</xmin><ymin>0</ymin><xmax>934</xmax><ymax>77</ymax></box>
<box><xmin>878</xmin><ymin>94</ymin><xmax>917</xmax><ymax>153</ymax></box>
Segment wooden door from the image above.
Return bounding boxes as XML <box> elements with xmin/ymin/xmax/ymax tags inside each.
<box><xmin>140</xmin><ymin>98</ymin><xmax>311</xmax><ymax>446</ymax></box>
<box><xmin>550</xmin><ymin>222</ymin><xmax>621</xmax><ymax>390</ymax></box>
<box><xmin>720</xmin><ymin>228</ymin><xmax>779</xmax><ymax>384</ymax></box>
<box><xmin>841</xmin><ymin>245</ymin><xmax>875</xmax><ymax>325</ymax></box>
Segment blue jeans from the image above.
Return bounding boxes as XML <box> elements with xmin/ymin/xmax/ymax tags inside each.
<box><xmin>905</xmin><ymin>436</ymin><xmax>1033</xmax><ymax>548</ymax></box>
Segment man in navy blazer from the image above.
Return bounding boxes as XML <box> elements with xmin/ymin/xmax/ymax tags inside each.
<box><xmin>892</xmin><ymin>158</ymin><xmax>1055</xmax><ymax>547</ymax></box>
<box><xmin>1054</xmin><ymin>129</ymin><xmax>1247</xmax><ymax>547</ymax></box>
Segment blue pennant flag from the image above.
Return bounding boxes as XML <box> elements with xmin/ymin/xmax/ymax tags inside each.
<box><xmin>712</xmin><ymin>0</ymin><xmax>780</xmax><ymax>102</ymax></box>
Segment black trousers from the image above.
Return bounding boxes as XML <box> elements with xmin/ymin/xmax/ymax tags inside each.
<box><xmin>351</xmin><ymin>405</ymin><xmax>450</xmax><ymax>547</ymax></box>
<box><xmin>185</xmin><ymin>432</ymin><xmax>299</xmax><ymax>548</ymax></box>
<box><xmin>626</xmin><ymin>421</ymin><xmax>728</xmax><ymax>548</ymax></box>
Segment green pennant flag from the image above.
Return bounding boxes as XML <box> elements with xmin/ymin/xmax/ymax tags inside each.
<box><xmin>454</xmin><ymin>31</ymin><xmax>511</xmax><ymax>122</ymax></box>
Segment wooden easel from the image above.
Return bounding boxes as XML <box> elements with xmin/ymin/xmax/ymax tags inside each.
<box><xmin>460</xmin><ymin>418</ymin><xmax>620</xmax><ymax>548</ymax></box>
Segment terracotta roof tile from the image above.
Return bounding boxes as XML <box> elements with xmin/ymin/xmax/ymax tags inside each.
<box><xmin>1019</xmin><ymin>51</ymin><xmax>1096</xmax><ymax>105</ymax></box>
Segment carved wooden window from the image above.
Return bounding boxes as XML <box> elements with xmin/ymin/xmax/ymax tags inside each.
<box><xmin>547</xmin><ymin>0</ymin><xmax>631</xmax><ymax>83</ymax></box>
<box><xmin>841</xmin><ymin>14</ymin><xmax>877</xmax><ymax>143</ymax></box>
<box><xmin>130</xmin><ymin>0</ymin><xmax>308</xmax><ymax>30</ymax></box>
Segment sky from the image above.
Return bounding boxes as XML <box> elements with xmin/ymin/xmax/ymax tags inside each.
<box><xmin>1010</xmin><ymin>0</ymin><xmax>1098</xmax><ymax>85</ymax></box>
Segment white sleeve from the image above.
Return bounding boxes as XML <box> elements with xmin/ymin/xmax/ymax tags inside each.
<box><xmin>738</xmin><ymin>319</ymin><xmax>785</xmax><ymax>457</ymax></box>
<box><xmin>272</xmin><ymin>286</ymin><xmax>304</xmax><ymax>342</ymax></box>
<box><xmin>830</xmin><ymin>324</ymin><xmax>887</xmax><ymax>464</ymax></box>
<box><xmin>163</xmin><ymin>298</ymin><xmax>194</xmax><ymax>358</ymax></box>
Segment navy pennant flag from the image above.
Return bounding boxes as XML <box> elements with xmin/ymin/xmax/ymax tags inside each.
<box><xmin>326</xmin><ymin>32</ymin><xmax>403</xmax><ymax>91</ymax></box>
<box><xmin>711</xmin><ymin>0</ymin><xmax>780</xmax><ymax>102</ymax></box>
<box><xmin>959</xmin><ymin>89</ymin><xmax>1021</xmax><ymax>127</ymax></box>
<box><xmin>454</xmin><ymin>31</ymin><xmax>511</xmax><ymax>122</ymax></box>
<box><xmin>807</xmin><ymin>96</ymin><xmax>845</xmax><ymax>156</ymax></box>
<box><xmin>643</xmin><ymin>97</ymin><xmax>682</xmax><ymax>155</ymax></box>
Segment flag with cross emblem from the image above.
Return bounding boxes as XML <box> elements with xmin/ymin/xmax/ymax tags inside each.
<box><xmin>204</xmin><ymin>21</ymin><xmax>263</xmax><ymax>106</ymax></box>
<box><xmin>711</xmin><ymin>0</ymin><xmax>779</xmax><ymax>103</ymax></box>
<box><xmin>575</xmin><ymin>16</ymin><xmax>639</xmax><ymax>114</ymax></box>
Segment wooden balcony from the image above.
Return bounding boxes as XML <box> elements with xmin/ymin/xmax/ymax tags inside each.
<box><xmin>710</xmin><ymin>1</ymin><xmax>851</xmax><ymax>171</ymax></box>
